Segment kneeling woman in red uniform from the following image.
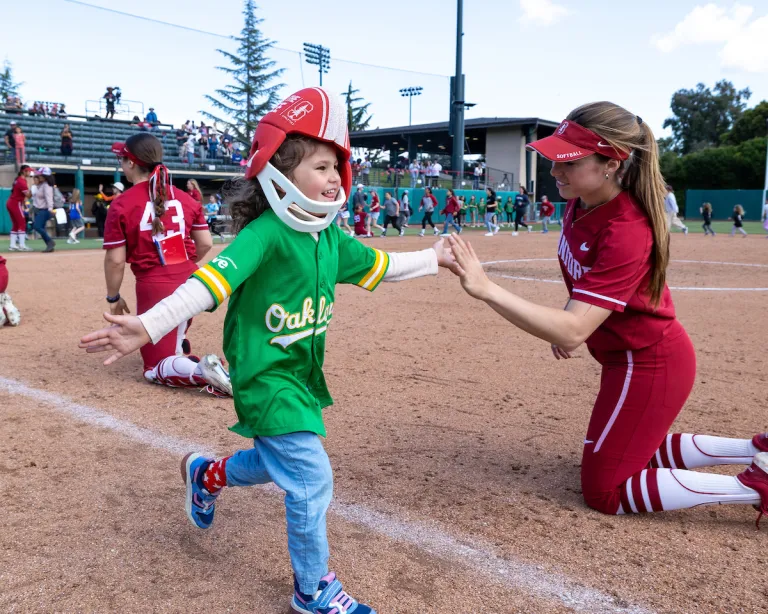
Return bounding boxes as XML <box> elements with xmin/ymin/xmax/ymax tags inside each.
<box><xmin>447</xmin><ymin>102</ymin><xmax>768</xmax><ymax>525</ymax></box>
<box><xmin>103</xmin><ymin>133</ymin><xmax>231</xmax><ymax>396</ymax></box>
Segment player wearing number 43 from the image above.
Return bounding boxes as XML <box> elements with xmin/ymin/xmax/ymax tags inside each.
<box><xmin>80</xmin><ymin>87</ymin><xmax>458</xmax><ymax>614</ymax></box>
<box><xmin>100</xmin><ymin>134</ymin><xmax>231</xmax><ymax>397</ymax></box>
<box><xmin>446</xmin><ymin>101</ymin><xmax>768</xmax><ymax>527</ymax></box>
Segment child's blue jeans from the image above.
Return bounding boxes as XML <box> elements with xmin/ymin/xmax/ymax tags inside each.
<box><xmin>225</xmin><ymin>431</ymin><xmax>333</xmax><ymax>595</ymax></box>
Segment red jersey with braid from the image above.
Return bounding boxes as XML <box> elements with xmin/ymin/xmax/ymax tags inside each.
<box><xmin>103</xmin><ymin>181</ymin><xmax>208</xmax><ymax>279</ymax></box>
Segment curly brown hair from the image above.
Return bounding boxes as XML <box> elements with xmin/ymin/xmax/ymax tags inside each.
<box><xmin>224</xmin><ymin>135</ymin><xmax>318</xmax><ymax>234</ymax></box>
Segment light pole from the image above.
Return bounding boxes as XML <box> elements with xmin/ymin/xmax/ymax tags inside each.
<box><xmin>451</xmin><ymin>0</ymin><xmax>465</xmax><ymax>188</ymax></box>
<box><xmin>303</xmin><ymin>43</ymin><xmax>330</xmax><ymax>86</ymax></box>
<box><xmin>399</xmin><ymin>86</ymin><xmax>423</xmax><ymax>126</ymax></box>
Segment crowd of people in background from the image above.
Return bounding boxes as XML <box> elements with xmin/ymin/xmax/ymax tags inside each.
<box><xmin>337</xmin><ymin>183</ymin><xmax>558</xmax><ymax>240</ymax></box>
<box><xmin>3</xmin><ymin>96</ymin><xmax>67</xmax><ymax>118</ymax></box>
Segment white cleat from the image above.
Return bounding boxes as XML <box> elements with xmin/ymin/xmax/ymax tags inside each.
<box><xmin>0</xmin><ymin>293</ymin><xmax>20</xmax><ymax>326</ymax></box>
<box><xmin>484</xmin><ymin>232</ymin><xmax>494</xmax><ymax>237</ymax></box>
<box><xmin>199</xmin><ymin>354</ymin><xmax>232</xmax><ymax>397</ymax></box>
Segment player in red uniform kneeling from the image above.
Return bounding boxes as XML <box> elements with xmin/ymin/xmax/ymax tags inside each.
<box><xmin>102</xmin><ymin>133</ymin><xmax>230</xmax><ymax>396</ymax></box>
<box><xmin>446</xmin><ymin>102</ymin><xmax>768</xmax><ymax>527</ymax></box>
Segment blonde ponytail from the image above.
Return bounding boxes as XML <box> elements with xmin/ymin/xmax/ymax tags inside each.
<box><xmin>567</xmin><ymin>103</ymin><xmax>669</xmax><ymax>307</ymax></box>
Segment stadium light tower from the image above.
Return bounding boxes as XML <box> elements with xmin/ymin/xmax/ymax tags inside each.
<box><xmin>303</xmin><ymin>43</ymin><xmax>331</xmax><ymax>87</ymax></box>
<box><xmin>399</xmin><ymin>86</ymin><xmax>423</xmax><ymax>126</ymax></box>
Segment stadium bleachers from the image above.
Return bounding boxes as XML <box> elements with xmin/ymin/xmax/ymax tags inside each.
<box><xmin>0</xmin><ymin>113</ymin><xmax>242</xmax><ymax>173</ymax></box>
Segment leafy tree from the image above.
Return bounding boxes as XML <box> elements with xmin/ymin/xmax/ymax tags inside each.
<box><xmin>203</xmin><ymin>0</ymin><xmax>284</xmax><ymax>145</ymax></box>
<box><xmin>663</xmin><ymin>80</ymin><xmax>751</xmax><ymax>154</ymax></box>
<box><xmin>343</xmin><ymin>82</ymin><xmax>373</xmax><ymax>132</ymax></box>
<box><xmin>721</xmin><ymin>101</ymin><xmax>768</xmax><ymax>146</ymax></box>
<box><xmin>0</xmin><ymin>59</ymin><xmax>23</xmax><ymax>101</ymax></box>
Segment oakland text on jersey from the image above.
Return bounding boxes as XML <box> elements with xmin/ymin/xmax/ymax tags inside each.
<box><xmin>265</xmin><ymin>296</ymin><xmax>334</xmax><ymax>349</ymax></box>
<box><xmin>558</xmin><ymin>233</ymin><xmax>592</xmax><ymax>281</ymax></box>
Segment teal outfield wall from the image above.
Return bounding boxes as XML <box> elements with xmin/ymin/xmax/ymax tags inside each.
<box><xmin>685</xmin><ymin>189</ymin><xmax>765</xmax><ymax>221</ymax></box>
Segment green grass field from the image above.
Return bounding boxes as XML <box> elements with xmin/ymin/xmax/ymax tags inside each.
<box><xmin>1</xmin><ymin>221</ymin><xmax>765</xmax><ymax>253</ymax></box>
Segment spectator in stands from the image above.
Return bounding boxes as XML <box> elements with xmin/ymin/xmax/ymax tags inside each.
<box><xmin>231</xmin><ymin>145</ymin><xmax>243</xmax><ymax>165</ymax></box>
<box><xmin>114</xmin><ymin>87</ymin><xmax>122</xmax><ymax>105</ymax></box>
<box><xmin>351</xmin><ymin>158</ymin><xmax>361</xmax><ymax>184</ymax></box>
<box><xmin>207</xmin><ymin>133</ymin><xmax>218</xmax><ymax>160</ymax></box>
<box><xmin>67</xmin><ymin>188</ymin><xmax>85</xmax><ymax>244</ymax></box>
<box><xmin>4</xmin><ymin>120</ymin><xmax>17</xmax><ymax>165</ymax></box>
<box><xmin>13</xmin><ymin>125</ymin><xmax>26</xmax><ymax>167</ymax></box>
<box><xmin>60</xmin><ymin>124</ymin><xmax>74</xmax><ymax>158</ymax></box>
<box><xmin>197</xmin><ymin>133</ymin><xmax>208</xmax><ymax>161</ymax></box>
<box><xmin>431</xmin><ymin>159</ymin><xmax>442</xmax><ymax>188</ymax></box>
<box><xmin>361</xmin><ymin>156</ymin><xmax>371</xmax><ymax>185</ymax></box>
<box><xmin>409</xmin><ymin>160</ymin><xmax>420</xmax><ymax>187</ymax></box>
<box><xmin>51</xmin><ymin>103</ymin><xmax>59</xmax><ymax>116</ymax></box>
<box><xmin>103</xmin><ymin>87</ymin><xmax>117</xmax><ymax>120</ymax></box>
<box><xmin>183</xmin><ymin>120</ymin><xmax>194</xmax><ymax>134</ymax></box>
<box><xmin>175</xmin><ymin>127</ymin><xmax>187</xmax><ymax>160</ymax></box>
<box><xmin>145</xmin><ymin>107</ymin><xmax>158</xmax><ymax>126</ymax></box>
<box><xmin>199</xmin><ymin>122</ymin><xmax>208</xmax><ymax>137</ymax></box>
<box><xmin>58</xmin><ymin>104</ymin><xmax>67</xmax><ymax>118</ymax></box>
<box><xmin>187</xmin><ymin>179</ymin><xmax>203</xmax><ymax>206</ymax></box>
<box><xmin>32</xmin><ymin>168</ymin><xmax>56</xmax><ymax>252</ymax></box>
<box><xmin>472</xmin><ymin>162</ymin><xmax>483</xmax><ymax>190</ymax></box>
<box><xmin>185</xmin><ymin>135</ymin><xmax>196</xmax><ymax>166</ymax></box>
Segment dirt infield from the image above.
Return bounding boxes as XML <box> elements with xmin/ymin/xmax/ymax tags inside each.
<box><xmin>2</xmin><ymin>232</ymin><xmax>767</xmax><ymax>613</ymax></box>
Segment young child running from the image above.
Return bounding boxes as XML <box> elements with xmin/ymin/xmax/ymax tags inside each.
<box><xmin>446</xmin><ymin>102</ymin><xmax>768</xmax><ymax>526</ymax></box>
<box><xmin>731</xmin><ymin>204</ymin><xmax>747</xmax><ymax>237</ymax></box>
<box><xmin>418</xmin><ymin>187</ymin><xmax>439</xmax><ymax>237</ymax></box>
<box><xmin>700</xmin><ymin>202</ymin><xmax>715</xmax><ymax>236</ymax></box>
<box><xmin>102</xmin><ymin>133</ymin><xmax>231</xmax><ymax>396</ymax></box>
<box><xmin>366</xmin><ymin>189</ymin><xmax>384</xmax><ymax>235</ymax></box>
<box><xmin>0</xmin><ymin>255</ymin><xmax>21</xmax><ymax>326</ymax></box>
<box><xmin>80</xmin><ymin>87</ymin><xmax>456</xmax><ymax>614</ymax></box>
<box><xmin>67</xmin><ymin>188</ymin><xmax>85</xmax><ymax>244</ymax></box>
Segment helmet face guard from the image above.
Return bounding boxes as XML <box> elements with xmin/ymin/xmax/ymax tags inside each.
<box><xmin>245</xmin><ymin>87</ymin><xmax>352</xmax><ymax>233</ymax></box>
<box><xmin>256</xmin><ymin>161</ymin><xmax>347</xmax><ymax>233</ymax></box>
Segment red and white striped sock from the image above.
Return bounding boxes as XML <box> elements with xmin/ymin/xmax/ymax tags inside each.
<box><xmin>202</xmin><ymin>457</ymin><xmax>230</xmax><ymax>493</ymax></box>
<box><xmin>617</xmin><ymin>468</ymin><xmax>759</xmax><ymax>514</ymax></box>
<box><xmin>144</xmin><ymin>356</ymin><xmax>207</xmax><ymax>389</ymax></box>
<box><xmin>647</xmin><ymin>434</ymin><xmax>756</xmax><ymax>470</ymax></box>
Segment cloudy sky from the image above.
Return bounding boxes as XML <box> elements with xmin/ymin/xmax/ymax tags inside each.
<box><xmin>4</xmin><ymin>1</ymin><xmax>767</xmax><ymax>139</ymax></box>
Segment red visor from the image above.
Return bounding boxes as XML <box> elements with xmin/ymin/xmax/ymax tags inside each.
<box><xmin>111</xmin><ymin>142</ymin><xmax>147</xmax><ymax>167</ymax></box>
<box><xmin>526</xmin><ymin>120</ymin><xmax>629</xmax><ymax>162</ymax></box>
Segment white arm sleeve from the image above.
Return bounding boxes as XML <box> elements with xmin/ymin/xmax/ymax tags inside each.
<box><xmin>383</xmin><ymin>248</ymin><xmax>438</xmax><ymax>283</ymax></box>
<box><xmin>137</xmin><ymin>277</ymin><xmax>215</xmax><ymax>344</ymax></box>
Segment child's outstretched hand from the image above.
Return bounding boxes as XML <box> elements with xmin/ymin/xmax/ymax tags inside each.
<box><xmin>432</xmin><ymin>237</ymin><xmax>460</xmax><ymax>273</ymax></box>
<box><xmin>447</xmin><ymin>234</ymin><xmax>492</xmax><ymax>300</ymax></box>
<box><xmin>79</xmin><ymin>313</ymin><xmax>151</xmax><ymax>366</ymax></box>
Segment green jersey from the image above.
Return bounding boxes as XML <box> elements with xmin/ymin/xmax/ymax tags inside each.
<box><xmin>191</xmin><ymin>210</ymin><xmax>390</xmax><ymax>438</ymax></box>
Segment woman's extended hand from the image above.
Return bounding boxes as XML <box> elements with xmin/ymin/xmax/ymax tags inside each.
<box><xmin>446</xmin><ymin>234</ymin><xmax>492</xmax><ymax>300</ymax></box>
<box><xmin>79</xmin><ymin>313</ymin><xmax>151</xmax><ymax>366</ymax></box>
<box><xmin>551</xmin><ymin>344</ymin><xmax>572</xmax><ymax>360</ymax></box>
<box><xmin>432</xmin><ymin>238</ymin><xmax>460</xmax><ymax>273</ymax></box>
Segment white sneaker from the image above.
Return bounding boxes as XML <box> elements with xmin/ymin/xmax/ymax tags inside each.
<box><xmin>433</xmin><ymin>228</ymin><xmax>440</xmax><ymax>236</ymax></box>
<box><xmin>399</xmin><ymin>229</ymin><xmax>405</xmax><ymax>236</ymax></box>
<box><xmin>493</xmin><ymin>226</ymin><xmax>499</xmax><ymax>235</ymax></box>
<box><xmin>440</xmin><ymin>233</ymin><xmax>450</xmax><ymax>237</ymax></box>
<box><xmin>683</xmin><ymin>227</ymin><xmax>689</xmax><ymax>235</ymax></box>
<box><xmin>18</xmin><ymin>246</ymin><xmax>33</xmax><ymax>251</ymax></box>
<box><xmin>484</xmin><ymin>232</ymin><xmax>494</xmax><ymax>237</ymax></box>
<box><xmin>74</xmin><ymin>238</ymin><xmax>80</xmax><ymax>244</ymax></box>
<box><xmin>8</xmin><ymin>245</ymin><xmax>19</xmax><ymax>251</ymax></box>
<box><xmin>198</xmin><ymin>354</ymin><xmax>232</xmax><ymax>396</ymax></box>
<box><xmin>67</xmin><ymin>238</ymin><xmax>75</xmax><ymax>244</ymax></box>
<box><xmin>512</xmin><ymin>232</ymin><xmax>519</xmax><ymax>236</ymax></box>
<box><xmin>0</xmin><ymin>293</ymin><xmax>20</xmax><ymax>326</ymax></box>
<box><xmin>527</xmin><ymin>226</ymin><xmax>532</xmax><ymax>233</ymax></box>
<box><xmin>380</xmin><ymin>232</ymin><xmax>387</xmax><ymax>237</ymax></box>
<box><xmin>418</xmin><ymin>231</ymin><xmax>424</xmax><ymax>237</ymax></box>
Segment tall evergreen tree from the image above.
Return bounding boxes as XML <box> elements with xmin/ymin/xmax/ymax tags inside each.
<box><xmin>343</xmin><ymin>82</ymin><xmax>373</xmax><ymax>132</ymax></box>
<box><xmin>0</xmin><ymin>60</ymin><xmax>23</xmax><ymax>102</ymax></box>
<box><xmin>203</xmin><ymin>1</ymin><xmax>284</xmax><ymax>145</ymax></box>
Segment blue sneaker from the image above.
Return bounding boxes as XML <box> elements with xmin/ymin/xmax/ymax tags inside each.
<box><xmin>291</xmin><ymin>572</ymin><xmax>375</xmax><ymax>614</ymax></box>
<box><xmin>181</xmin><ymin>452</ymin><xmax>219</xmax><ymax>530</ymax></box>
